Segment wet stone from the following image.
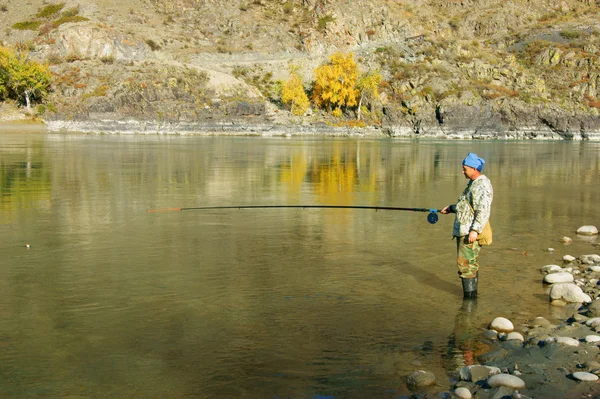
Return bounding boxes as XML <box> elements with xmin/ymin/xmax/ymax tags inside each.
<box><xmin>483</xmin><ymin>329</ymin><xmax>499</xmax><ymax>340</ymax></box>
<box><xmin>488</xmin><ymin>373</ymin><xmax>526</xmax><ymax>389</ymax></box>
<box><xmin>407</xmin><ymin>370</ymin><xmax>436</xmax><ymax>387</ymax></box>
<box><xmin>490</xmin><ymin>317</ymin><xmax>514</xmax><ymax>332</ymax></box>
<box><xmin>454</xmin><ymin>387</ymin><xmax>472</xmax><ymax>399</ymax></box>
<box><xmin>572</xmin><ymin>371</ymin><xmax>599</xmax><ymax>381</ymax></box>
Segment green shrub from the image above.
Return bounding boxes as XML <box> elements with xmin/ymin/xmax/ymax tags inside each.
<box><xmin>61</xmin><ymin>6</ymin><xmax>80</xmax><ymax>18</ymax></box>
<box><xmin>318</xmin><ymin>14</ymin><xmax>335</xmax><ymax>30</ymax></box>
<box><xmin>145</xmin><ymin>39</ymin><xmax>161</xmax><ymax>51</ymax></box>
<box><xmin>51</xmin><ymin>15</ymin><xmax>88</xmax><ymax>28</ymax></box>
<box><xmin>560</xmin><ymin>30</ymin><xmax>580</xmax><ymax>40</ymax></box>
<box><xmin>12</xmin><ymin>21</ymin><xmax>42</xmax><ymax>30</ymax></box>
<box><xmin>36</xmin><ymin>3</ymin><xmax>65</xmax><ymax>18</ymax></box>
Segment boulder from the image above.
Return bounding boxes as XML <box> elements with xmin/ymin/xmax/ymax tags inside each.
<box><xmin>549</xmin><ymin>283</ymin><xmax>592</xmax><ymax>303</ymax></box>
<box><xmin>577</xmin><ymin>226</ymin><xmax>599</xmax><ymax>236</ymax></box>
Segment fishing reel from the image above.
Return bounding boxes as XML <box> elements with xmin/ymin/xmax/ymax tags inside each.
<box><xmin>427</xmin><ymin>211</ymin><xmax>439</xmax><ymax>224</ymax></box>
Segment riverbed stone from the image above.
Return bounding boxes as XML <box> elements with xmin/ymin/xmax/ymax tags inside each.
<box><xmin>487</xmin><ymin>373</ymin><xmax>526</xmax><ymax>389</ymax></box>
<box><xmin>555</xmin><ymin>336</ymin><xmax>580</xmax><ymax>346</ymax></box>
<box><xmin>549</xmin><ymin>283</ymin><xmax>592</xmax><ymax>303</ymax></box>
<box><xmin>406</xmin><ymin>370</ymin><xmax>436</xmax><ymax>386</ymax></box>
<box><xmin>490</xmin><ymin>317</ymin><xmax>514</xmax><ymax>332</ymax></box>
<box><xmin>577</xmin><ymin>226</ymin><xmax>599</xmax><ymax>236</ymax></box>
<box><xmin>541</xmin><ymin>264</ymin><xmax>561</xmax><ymax>274</ymax></box>
<box><xmin>590</xmin><ymin>266</ymin><xmax>600</xmax><ymax>272</ymax></box>
<box><xmin>587</xmin><ymin>302</ymin><xmax>600</xmax><ymax>317</ymax></box>
<box><xmin>532</xmin><ymin>316</ymin><xmax>552</xmax><ymax>327</ymax></box>
<box><xmin>454</xmin><ymin>387</ymin><xmax>472</xmax><ymax>399</ymax></box>
<box><xmin>572</xmin><ymin>371</ymin><xmax>599</xmax><ymax>381</ymax></box>
<box><xmin>506</xmin><ymin>332</ymin><xmax>524</xmax><ymax>342</ymax></box>
<box><xmin>561</xmin><ymin>236</ymin><xmax>573</xmax><ymax>243</ymax></box>
<box><xmin>585</xmin><ymin>317</ymin><xmax>600</xmax><ymax>327</ymax></box>
<box><xmin>580</xmin><ymin>254</ymin><xmax>600</xmax><ymax>265</ymax></box>
<box><xmin>484</xmin><ymin>329</ymin><xmax>499</xmax><ymax>340</ymax></box>
<box><xmin>585</xmin><ymin>335</ymin><xmax>600</xmax><ymax>343</ymax></box>
<box><xmin>563</xmin><ymin>255</ymin><xmax>576</xmax><ymax>262</ymax></box>
<box><xmin>544</xmin><ymin>272</ymin><xmax>574</xmax><ymax>284</ymax></box>
<box><xmin>489</xmin><ymin>386</ymin><xmax>514</xmax><ymax>399</ymax></box>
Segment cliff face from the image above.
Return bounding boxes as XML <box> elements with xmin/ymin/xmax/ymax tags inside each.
<box><xmin>2</xmin><ymin>0</ymin><xmax>600</xmax><ymax>138</ymax></box>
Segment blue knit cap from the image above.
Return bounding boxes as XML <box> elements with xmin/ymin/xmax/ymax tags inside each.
<box><xmin>462</xmin><ymin>152</ymin><xmax>485</xmax><ymax>171</ymax></box>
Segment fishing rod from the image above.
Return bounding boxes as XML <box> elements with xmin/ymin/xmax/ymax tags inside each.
<box><xmin>148</xmin><ymin>205</ymin><xmax>443</xmax><ymax>224</ymax></box>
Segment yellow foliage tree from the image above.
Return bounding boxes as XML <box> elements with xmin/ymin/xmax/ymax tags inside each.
<box><xmin>281</xmin><ymin>72</ymin><xmax>309</xmax><ymax>116</ymax></box>
<box><xmin>0</xmin><ymin>46</ymin><xmax>52</xmax><ymax>109</ymax></box>
<box><xmin>356</xmin><ymin>70</ymin><xmax>382</xmax><ymax>120</ymax></box>
<box><xmin>312</xmin><ymin>52</ymin><xmax>359</xmax><ymax>116</ymax></box>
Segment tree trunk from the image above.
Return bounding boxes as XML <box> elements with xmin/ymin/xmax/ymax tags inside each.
<box><xmin>24</xmin><ymin>89</ymin><xmax>31</xmax><ymax>110</ymax></box>
<box><xmin>357</xmin><ymin>92</ymin><xmax>364</xmax><ymax>121</ymax></box>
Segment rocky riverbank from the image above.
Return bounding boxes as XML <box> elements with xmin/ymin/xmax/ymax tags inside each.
<box><xmin>406</xmin><ymin>226</ymin><xmax>600</xmax><ymax>399</ymax></box>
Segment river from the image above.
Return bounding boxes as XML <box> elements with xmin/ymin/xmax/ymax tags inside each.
<box><xmin>0</xmin><ymin>133</ymin><xmax>599</xmax><ymax>398</ymax></box>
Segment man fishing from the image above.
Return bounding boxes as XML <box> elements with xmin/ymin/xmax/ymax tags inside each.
<box><xmin>441</xmin><ymin>153</ymin><xmax>493</xmax><ymax>298</ymax></box>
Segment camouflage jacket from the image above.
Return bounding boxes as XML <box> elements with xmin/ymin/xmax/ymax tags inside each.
<box><xmin>449</xmin><ymin>175</ymin><xmax>493</xmax><ymax>237</ymax></box>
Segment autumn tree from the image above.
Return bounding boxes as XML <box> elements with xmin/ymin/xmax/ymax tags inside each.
<box><xmin>281</xmin><ymin>71</ymin><xmax>310</xmax><ymax>116</ymax></box>
<box><xmin>356</xmin><ymin>70</ymin><xmax>382</xmax><ymax>121</ymax></box>
<box><xmin>0</xmin><ymin>46</ymin><xmax>52</xmax><ymax>109</ymax></box>
<box><xmin>311</xmin><ymin>52</ymin><xmax>358</xmax><ymax>117</ymax></box>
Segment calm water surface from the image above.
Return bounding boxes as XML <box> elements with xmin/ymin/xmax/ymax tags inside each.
<box><xmin>0</xmin><ymin>133</ymin><xmax>599</xmax><ymax>398</ymax></box>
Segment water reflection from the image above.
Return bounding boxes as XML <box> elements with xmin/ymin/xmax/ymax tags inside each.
<box><xmin>0</xmin><ymin>134</ymin><xmax>599</xmax><ymax>398</ymax></box>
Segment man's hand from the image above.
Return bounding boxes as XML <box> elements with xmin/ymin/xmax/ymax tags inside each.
<box><xmin>441</xmin><ymin>205</ymin><xmax>450</xmax><ymax>214</ymax></box>
<box><xmin>468</xmin><ymin>230</ymin><xmax>478</xmax><ymax>243</ymax></box>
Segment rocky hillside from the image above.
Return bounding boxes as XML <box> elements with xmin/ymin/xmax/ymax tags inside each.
<box><xmin>2</xmin><ymin>0</ymin><xmax>600</xmax><ymax>139</ymax></box>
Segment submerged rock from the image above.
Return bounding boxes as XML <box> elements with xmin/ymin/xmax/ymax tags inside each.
<box><xmin>487</xmin><ymin>373</ymin><xmax>526</xmax><ymax>389</ymax></box>
<box><xmin>406</xmin><ymin>370</ymin><xmax>436</xmax><ymax>386</ymax></box>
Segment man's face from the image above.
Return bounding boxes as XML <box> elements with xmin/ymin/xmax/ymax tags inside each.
<box><xmin>462</xmin><ymin>165</ymin><xmax>478</xmax><ymax>180</ymax></box>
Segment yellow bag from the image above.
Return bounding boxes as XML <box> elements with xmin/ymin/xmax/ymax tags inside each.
<box><xmin>477</xmin><ymin>221</ymin><xmax>493</xmax><ymax>246</ymax></box>
<box><xmin>466</xmin><ymin>199</ymin><xmax>493</xmax><ymax>246</ymax></box>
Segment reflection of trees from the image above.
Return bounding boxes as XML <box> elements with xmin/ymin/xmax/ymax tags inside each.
<box><xmin>0</xmin><ymin>143</ymin><xmax>51</xmax><ymax>214</ymax></box>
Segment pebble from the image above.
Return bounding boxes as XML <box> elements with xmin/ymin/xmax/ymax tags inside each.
<box><xmin>484</xmin><ymin>329</ymin><xmax>499</xmax><ymax>340</ymax></box>
<box><xmin>543</xmin><ymin>272</ymin><xmax>574</xmax><ymax>284</ymax></box>
<box><xmin>585</xmin><ymin>317</ymin><xmax>600</xmax><ymax>327</ymax></box>
<box><xmin>561</xmin><ymin>236</ymin><xmax>573</xmax><ymax>243</ymax></box>
<box><xmin>406</xmin><ymin>370</ymin><xmax>436</xmax><ymax>387</ymax></box>
<box><xmin>572</xmin><ymin>371</ymin><xmax>599</xmax><ymax>381</ymax></box>
<box><xmin>590</xmin><ymin>266</ymin><xmax>600</xmax><ymax>273</ymax></box>
<box><xmin>454</xmin><ymin>387</ymin><xmax>472</xmax><ymax>399</ymax></box>
<box><xmin>487</xmin><ymin>373</ymin><xmax>526</xmax><ymax>389</ymax></box>
<box><xmin>555</xmin><ymin>336</ymin><xmax>580</xmax><ymax>346</ymax></box>
<box><xmin>563</xmin><ymin>255</ymin><xmax>576</xmax><ymax>262</ymax></box>
<box><xmin>541</xmin><ymin>264</ymin><xmax>561</xmax><ymax>274</ymax></box>
<box><xmin>532</xmin><ymin>317</ymin><xmax>551</xmax><ymax>327</ymax></box>
<box><xmin>490</xmin><ymin>317</ymin><xmax>514</xmax><ymax>332</ymax></box>
<box><xmin>585</xmin><ymin>335</ymin><xmax>600</xmax><ymax>343</ymax></box>
<box><xmin>580</xmin><ymin>254</ymin><xmax>600</xmax><ymax>265</ymax></box>
<box><xmin>506</xmin><ymin>332</ymin><xmax>524</xmax><ymax>342</ymax></box>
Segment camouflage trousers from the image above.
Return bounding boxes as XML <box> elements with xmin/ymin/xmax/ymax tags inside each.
<box><xmin>456</xmin><ymin>236</ymin><xmax>481</xmax><ymax>279</ymax></box>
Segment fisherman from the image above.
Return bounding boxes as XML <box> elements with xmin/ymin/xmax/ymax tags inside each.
<box><xmin>441</xmin><ymin>153</ymin><xmax>493</xmax><ymax>298</ymax></box>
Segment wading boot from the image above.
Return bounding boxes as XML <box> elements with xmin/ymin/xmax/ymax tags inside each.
<box><xmin>462</xmin><ymin>272</ymin><xmax>478</xmax><ymax>298</ymax></box>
